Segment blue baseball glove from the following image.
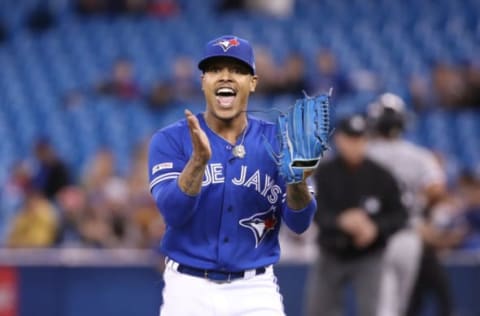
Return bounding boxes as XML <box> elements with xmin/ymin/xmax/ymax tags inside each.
<box><xmin>265</xmin><ymin>92</ymin><xmax>333</xmax><ymax>184</ymax></box>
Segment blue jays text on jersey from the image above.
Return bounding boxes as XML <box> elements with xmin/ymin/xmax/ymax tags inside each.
<box><xmin>148</xmin><ymin>113</ymin><xmax>317</xmax><ymax>271</ymax></box>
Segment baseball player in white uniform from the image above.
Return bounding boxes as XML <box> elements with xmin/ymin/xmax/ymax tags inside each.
<box><xmin>366</xmin><ymin>93</ymin><xmax>447</xmax><ymax>316</ymax></box>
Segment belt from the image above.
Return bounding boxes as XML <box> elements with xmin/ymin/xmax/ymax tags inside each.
<box><xmin>166</xmin><ymin>258</ymin><xmax>267</xmax><ymax>282</ymax></box>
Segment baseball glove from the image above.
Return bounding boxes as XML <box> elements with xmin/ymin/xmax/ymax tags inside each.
<box><xmin>265</xmin><ymin>91</ymin><xmax>332</xmax><ymax>184</ymax></box>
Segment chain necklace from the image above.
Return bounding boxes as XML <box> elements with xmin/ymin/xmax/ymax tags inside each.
<box><xmin>232</xmin><ymin>123</ymin><xmax>248</xmax><ymax>158</ymax></box>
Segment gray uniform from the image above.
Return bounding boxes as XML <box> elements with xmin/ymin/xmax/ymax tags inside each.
<box><xmin>367</xmin><ymin>138</ymin><xmax>446</xmax><ymax>316</ymax></box>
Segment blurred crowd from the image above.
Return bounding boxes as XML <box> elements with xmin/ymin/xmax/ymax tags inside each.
<box><xmin>0</xmin><ymin>1</ymin><xmax>478</xmax><ymax>315</ymax></box>
<box><xmin>63</xmin><ymin>46</ymin><xmax>480</xmax><ymax>114</ymax></box>
<box><xmin>76</xmin><ymin>0</ymin><xmax>180</xmax><ymax>17</ymax></box>
<box><xmin>410</xmin><ymin>59</ymin><xmax>480</xmax><ymax>111</ymax></box>
<box><xmin>63</xmin><ymin>47</ymin><xmax>373</xmax><ymax>111</ymax></box>
<box><xmin>0</xmin><ymin>138</ymin><xmax>165</xmax><ymax>250</ymax></box>
<box><xmin>1</xmin><ymin>106</ymin><xmax>478</xmax><ymax>257</ymax></box>
<box><xmin>1</xmin><ymin>1</ymin><xmax>477</xmax><ymax>114</ymax></box>
<box><xmin>1</xmin><ymin>2</ymin><xmax>480</xmax><ymax>255</ymax></box>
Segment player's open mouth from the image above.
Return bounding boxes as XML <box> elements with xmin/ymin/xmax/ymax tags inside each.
<box><xmin>215</xmin><ymin>87</ymin><xmax>237</xmax><ymax>107</ymax></box>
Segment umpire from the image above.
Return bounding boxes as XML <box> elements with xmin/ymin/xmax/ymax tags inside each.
<box><xmin>306</xmin><ymin>114</ymin><xmax>407</xmax><ymax>316</ymax></box>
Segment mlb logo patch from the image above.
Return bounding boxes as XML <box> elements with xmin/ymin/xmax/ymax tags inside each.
<box><xmin>152</xmin><ymin>162</ymin><xmax>173</xmax><ymax>174</ymax></box>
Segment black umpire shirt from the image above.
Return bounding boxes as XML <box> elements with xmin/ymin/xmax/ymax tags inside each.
<box><xmin>313</xmin><ymin>156</ymin><xmax>407</xmax><ymax>260</ymax></box>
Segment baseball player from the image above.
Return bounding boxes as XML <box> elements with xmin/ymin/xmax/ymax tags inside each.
<box><xmin>366</xmin><ymin>93</ymin><xmax>449</xmax><ymax>316</ymax></box>
<box><xmin>148</xmin><ymin>35</ymin><xmax>318</xmax><ymax>316</ymax></box>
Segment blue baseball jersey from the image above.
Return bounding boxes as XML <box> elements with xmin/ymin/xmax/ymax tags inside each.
<box><xmin>148</xmin><ymin>113</ymin><xmax>316</xmax><ymax>271</ymax></box>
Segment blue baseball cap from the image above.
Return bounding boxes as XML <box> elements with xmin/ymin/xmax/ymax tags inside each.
<box><xmin>198</xmin><ymin>35</ymin><xmax>256</xmax><ymax>75</ymax></box>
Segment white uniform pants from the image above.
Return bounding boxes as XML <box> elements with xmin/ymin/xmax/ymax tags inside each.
<box><xmin>377</xmin><ymin>229</ymin><xmax>423</xmax><ymax>316</ymax></box>
<box><xmin>159</xmin><ymin>262</ymin><xmax>285</xmax><ymax>316</ymax></box>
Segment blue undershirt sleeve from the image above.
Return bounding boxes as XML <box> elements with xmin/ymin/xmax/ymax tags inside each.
<box><xmin>151</xmin><ymin>180</ymin><xmax>200</xmax><ymax>228</ymax></box>
<box><xmin>281</xmin><ymin>198</ymin><xmax>317</xmax><ymax>234</ymax></box>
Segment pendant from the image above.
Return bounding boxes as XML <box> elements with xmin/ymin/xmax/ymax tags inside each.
<box><xmin>232</xmin><ymin>145</ymin><xmax>246</xmax><ymax>158</ymax></box>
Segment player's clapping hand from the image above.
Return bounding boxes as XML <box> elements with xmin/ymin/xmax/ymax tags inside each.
<box><xmin>185</xmin><ymin>109</ymin><xmax>211</xmax><ymax>165</ymax></box>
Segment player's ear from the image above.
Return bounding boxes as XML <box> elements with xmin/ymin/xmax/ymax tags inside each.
<box><xmin>200</xmin><ymin>74</ymin><xmax>205</xmax><ymax>91</ymax></box>
<box><xmin>250</xmin><ymin>75</ymin><xmax>258</xmax><ymax>92</ymax></box>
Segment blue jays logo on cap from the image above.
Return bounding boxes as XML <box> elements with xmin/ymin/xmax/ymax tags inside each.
<box><xmin>198</xmin><ymin>35</ymin><xmax>256</xmax><ymax>74</ymax></box>
<box><xmin>214</xmin><ymin>37</ymin><xmax>240</xmax><ymax>52</ymax></box>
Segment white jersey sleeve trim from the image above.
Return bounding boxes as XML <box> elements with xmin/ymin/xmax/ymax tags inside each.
<box><xmin>149</xmin><ymin>172</ymin><xmax>181</xmax><ymax>191</ymax></box>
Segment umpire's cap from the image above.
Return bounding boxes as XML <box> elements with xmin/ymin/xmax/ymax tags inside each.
<box><xmin>198</xmin><ymin>35</ymin><xmax>256</xmax><ymax>75</ymax></box>
<box><xmin>367</xmin><ymin>93</ymin><xmax>407</xmax><ymax>137</ymax></box>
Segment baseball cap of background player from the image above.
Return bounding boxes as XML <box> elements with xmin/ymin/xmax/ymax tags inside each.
<box><xmin>336</xmin><ymin>115</ymin><xmax>367</xmax><ymax>137</ymax></box>
<box><xmin>198</xmin><ymin>35</ymin><xmax>256</xmax><ymax>75</ymax></box>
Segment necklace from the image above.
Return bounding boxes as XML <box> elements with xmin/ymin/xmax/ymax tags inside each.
<box><xmin>232</xmin><ymin>123</ymin><xmax>248</xmax><ymax>159</ymax></box>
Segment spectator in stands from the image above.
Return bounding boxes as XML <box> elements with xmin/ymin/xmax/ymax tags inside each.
<box><xmin>307</xmin><ymin>49</ymin><xmax>353</xmax><ymax>98</ymax></box>
<box><xmin>147</xmin><ymin>56</ymin><xmax>200</xmax><ymax>110</ymax></box>
<box><xmin>63</xmin><ymin>90</ymin><xmax>86</xmax><ymax>109</ymax></box>
<box><xmin>216</xmin><ymin>0</ymin><xmax>247</xmax><ymax>12</ymax></box>
<box><xmin>0</xmin><ymin>19</ymin><xmax>7</xmax><ymax>43</ymax></box>
<box><xmin>147</xmin><ymin>0</ymin><xmax>180</xmax><ymax>17</ymax></box>
<box><xmin>123</xmin><ymin>0</ymin><xmax>148</xmax><ymax>15</ymax></box>
<box><xmin>170</xmin><ymin>56</ymin><xmax>201</xmax><ymax>101</ymax></box>
<box><xmin>78</xmin><ymin>203</ymin><xmax>115</xmax><ymax>248</ymax></box>
<box><xmin>127</xmin><ymin>140</ymin><xmax>165</xmax><ymax>248</ymax></box>
<box><xmin>276</xmin><ymin>52</ymin><xmax>307</xmax><ymax>95</ymax></box>
<box><xmin>455</xmin><ymin>171</ymin><xmax>480</xmax><ymax>249</ymax></box>
<box><xmin>0</xmin><ymin>162</ymin><xmax>32</xmax><ymax>245</ymax></box>
<box><xmin>26</xmin><ymin>5</ymin><xmax>56</xmax><ymax>33</ymax></box>
<box><xmin>31</xmin><ymin>139</ymin><xmax>72</xmax><ymax>201</ymax></box>
<box><xmin>82</xmin><ymin>148</ymin><xmax>116</xmax><ymax>197</ymax></box>
<box><xmin>409</xmin><ymin>60</ymin><xmax>477</xmax><ymax>110</ymax></box>
<box><xmin>6</xmin><ymin>190</ymin><xmax>58</xmax><ymax>248</ymax></box>
<box><xmin>254</xmin><ymin>46</ymin><xmax>283</xmax><ymax>96</ymax></box>
<box><xmin>147</xmin><ymin>80</ymin><xmax>172</xmax><ymax>111</ymax></box>
<box><xmin>104</xmin><ymin>177</ymin><xmax>143</xmax><ymax>248</ymax></box>
<box><xmin>220</xmin><ymin>0</ymin><xmax>295</xmax><ymax>16</ymax></box>
<box><xmin>55</xmin><ymin>186</ymin><xmax>90</xmax><ymax>247</ymax></box>
<box><xmin>76</xmin><ymin>0</ymin><xmax>108</xmax><ymax>15</ymax></box>
<box><xmin>463</xmin><ymin>60</ymin><xmax>480</xmax><ymax>107</ymax></box>
<box><xmin>76</xmin><ymin>0</ymin><xmax>151</xmax><ymax>16</ymax></box>
<box><xmin>306</xmin><ymin>115</ymin><xmax>407</xmax><ymax>316</ymax></box>
<box><xmin>432</xmin><ymin>61</ymin><xmax>469</xmax><ymax>109</ymax></box>
<box><xmin>96</xmin><ymin>58</ymin><xmax>141</xmax><ymax>100</ymax></box>
<box><xmin>244</xmin><ymin>0</ymin><xmax>295</xmax><ymax>18</ymax></box>
<box><xmin>409</xmin><ymin>72</ymin><xmax>433</xmax><ymax>111</ymax></box>
<box><xmin>82</xmin><ymin>148</ymin><xmax>141</xmax><ymax>248</ymax></box>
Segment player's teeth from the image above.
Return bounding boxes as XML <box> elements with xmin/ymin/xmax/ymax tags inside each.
<box><xmin>217</xmin><ymin>88</ymin><xmax>235</xmax><ymax>94</ymax></box>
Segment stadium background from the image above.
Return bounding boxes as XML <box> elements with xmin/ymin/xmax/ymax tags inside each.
<box><xmin>0</xmin><ymin>0</ymin><xmax>479</xmax><ymax>315</ymax></box>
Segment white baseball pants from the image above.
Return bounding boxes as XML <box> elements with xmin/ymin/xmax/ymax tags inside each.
<box><xmin>377</xmin><ymin>229</ymin><xmax>423</xmax><ymax>316</ymax></box>
<box><xmin>159</xmin><ymin>262</ymin><xmax>285</xmax><ymax>316</ymax></box>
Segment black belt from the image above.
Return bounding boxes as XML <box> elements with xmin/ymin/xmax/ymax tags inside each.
<box><xmin>169</xmin><ymin>260</ymin><xmax>267</xmax><ymax>282</ymax></box>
